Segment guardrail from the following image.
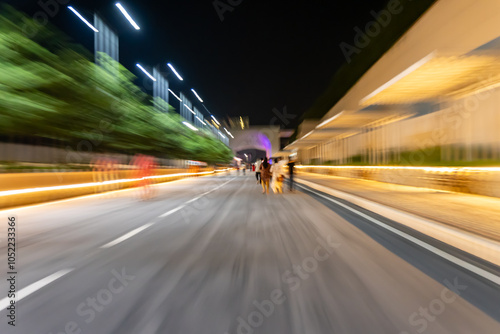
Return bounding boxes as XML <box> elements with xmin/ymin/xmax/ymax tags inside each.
<box><xmin>296</xmin><ymin>166</ymin><xmax>500</xmax><ymax>198</ymax></box>
<box><xmin>0</xmin><ymin>168</ymin><xmax>228</xmax><ymax>209</ymax></box>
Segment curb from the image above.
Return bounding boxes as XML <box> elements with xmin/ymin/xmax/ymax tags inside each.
<box><xmin>297</xmin><ymin>178</ymin><xmax>500</xmax><ymax>267</ymax></box>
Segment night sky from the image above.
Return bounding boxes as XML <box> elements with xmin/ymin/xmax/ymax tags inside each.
<box><xmin>5</xmin><ymin>0</ymin><xmax>389</xmax><ymax>126</ymax></box>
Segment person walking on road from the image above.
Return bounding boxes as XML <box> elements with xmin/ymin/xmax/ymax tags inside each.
<box><xmin>287</xmin><ymin>157</ymin><xmax>296</xmax><ymax>192</ymax></box>
<box><xmin>260</xmin><ymin>157</ymin><xmax>271</xmax><ymax>194</ymax></box>
<box><xmin>255</xmin><ymin>158</ymin><xmax>263</xmax><ymax>184</ymax></box>
<box><xmin>271</xmin><ymin>157</ymin><xmax>284</xmax><ymax>193</ymax></box>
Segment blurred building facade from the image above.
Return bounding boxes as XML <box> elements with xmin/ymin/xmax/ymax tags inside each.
<box><xmin>287</xmin><ymin>0</ymin><xmax>500</xmax><ymax>166</ymax></box>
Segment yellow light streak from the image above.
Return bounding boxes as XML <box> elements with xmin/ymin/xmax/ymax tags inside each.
<box><xmin>296</xmin><ymin>166</ymin><xmax>500</xmax><ymax>173</ymax></box>
<box><xmin>0</xmin><ymin>171</ymin><xmax>214</xmax><ymax>198</ymax></box>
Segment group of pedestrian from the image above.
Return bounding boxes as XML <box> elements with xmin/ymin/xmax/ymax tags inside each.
<box><xmin>254</xmin><ymin>156</ymin><xmax>295</xmax><ymax>194</ymax></box>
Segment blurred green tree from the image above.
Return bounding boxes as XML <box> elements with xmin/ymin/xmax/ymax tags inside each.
<box><xmin>0</xmin><ymin>5</ymin><xmax>233</xmax><ymax>164</ymax></box>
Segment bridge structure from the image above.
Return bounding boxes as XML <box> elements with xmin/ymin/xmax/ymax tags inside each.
<box><xmin>228</xmin><ymin>125</ymin><xmax>281</xmax><ymax>163</ymax></box>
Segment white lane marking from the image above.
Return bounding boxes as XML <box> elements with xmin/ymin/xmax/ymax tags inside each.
<box><xmin>100</xmin><ymin>223</ymin><xmax>155</xmax><ymax>249</ymax></box>
<box><xmin>159</xmin><ymin>177</ymin><xmax>235</xmax><ymax>214</ymax></box>
<box><xmin>202</xmin><ymin>177</ymin><xmax>235</xmax><ymax>195</ymax></box>
<box><xmin>160</xmin><ymin>177</ymin><xmax>235</xmax><ymax>212</ymax></box>
<box><xmin>298</xmin><ymin>184</ymin><xmax>500</xmax><ymax>286</ymax></box>
<box><xmin>102</xmin><ymin>177</ymin><xmax>235</xmax><ymax>248</ymax></box>
<box><xmin>159</xmin><ymin>205</ymin><xmax>185</xmax><ymax>217</ymax></box>
<box><xmin>0</xmin><ymin>269</ymin><xmax>74</xmax><ymax>310</ymax></box>
<box><xmin>185</xmin><ymin>196</ymin><xmax>201</xmax><ymax>204</ymax></box>
<box><xmin>0</xmin><ymin>176</ymin><xmax>234</xmax><ymax>311</ymax></box>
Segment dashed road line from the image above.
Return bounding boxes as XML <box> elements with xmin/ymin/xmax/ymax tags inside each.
<box><xmin>159</xmin><ymin>205</ymin><xmax>186</xmax><ymax>217</ymax></box>
<box><xmin>100</xmin><ymin>223</ymin><xmax>155</xmax><ymax>249</ymax></box>
<box><xmin>0</xmin><ymin>176</ymin><xmax>235</xmax><ymax>313</ymax></box>
<box><xmin>101</xmin><ymin>177</ymin><xmax>236</xmax><ymax>249</ymax></box>
<box><xmin>0</xmin><ymin>269</ymin><xmax>74</xmax><ymax>310</ymax></box>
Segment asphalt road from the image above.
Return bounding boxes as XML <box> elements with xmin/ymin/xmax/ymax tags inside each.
<box><xmin>0</xmin><ymin>172</ymin><xmax>499</xmax><ymax>334</ymax></box>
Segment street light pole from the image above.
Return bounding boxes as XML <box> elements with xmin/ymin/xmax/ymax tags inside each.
<box><xmin>115</xmin><ymin>3</ymin><xmax>141</xmax><ymax>30</ymax></box>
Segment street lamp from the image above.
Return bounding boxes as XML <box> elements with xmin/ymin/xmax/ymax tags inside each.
<box><xmin>136</xmin><ymin>64</ymin><xmax>156</xmax><ymax>81</ymax></box>
<box><xmin>67</xmin><ymin>4</ymin><xmax>228</xmax><ymax>146</ymax></box>
<box><xmin>167</xmin><ymin>63</ymin><xmax>184</xmax><ymax>81</ymax></box>
<box><xmin>224</xmin><ymin>127</ymin><xmax>233</xmax><ymax>137</ymax></box>
<box><xmin>164</xmin><ymin>63</ymin><xmax>225</xmax><ymax>142</ymax></box>
<box><xmin>211</xmin><ymin>115</ymin><xmax>220</xmax><ymax>125</ymax></box>
<box><xmin>191</xmin><ymin>89</ymin><xmax>203</xmax><ymax>102</ymax></box>
<box><xmin>67</xmin><ymin>6</ymin><xmax>99</xmax><ymax>32</ymax></box>
<box><xmin>168</xmin><ymin>89</ymin><xmax>181</xmax><ymax>101</ymax></box>
<box><xmin>196</xmin><ymin>116</ymin><xmax>206</xmax><ymax>126</ymax></box>
<box><xmin>115</xmin><ymin>3</ymin><xmax>141</xmax><ymax>30</ymax></box>
<box><xmin>184</xmin><ymin>104</ymin><xmax>195</xmax><ymax>115</ymax></box>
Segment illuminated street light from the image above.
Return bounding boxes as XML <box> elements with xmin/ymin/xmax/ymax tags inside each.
<box><xmin>136</xmin><ymin>64</ymin><xmax>156</xmax><ymax>81</ymax></box>
<box><xmin>223</xmin><ymin>127</ymin><xmax>234</xmax><ymax>138</ymax></box>
<box><xmin>182</xmin><ymin>121</ymin><xmax>198</xmax><ymax>131</ymax></box>
<box><xmin>167</xmin><ymin>63</ymin><xmax>184</xmax><ymax>81</ymax></box>
<box><xmin>184</xmin><ymin>104</ymin><xmax>195</xmax><ymax>114</ymax></box>
<box><xmin>68</xmin><ymin>6</ymin><xmax>99</xmax><ymax>32</ymax></box>
<box><xmin>195</xmin><ymin>116</ymin><xmax>206</xmax><ymax>125</ymax></box>
<box><xmin>211</xmin><ymin>115</ymin><xmax>220</xmax><ymax>125</ymax></box>
<box><xmin>191</xmin><ymin>89</ymin><xmax>203</xmax><ymax>102</ymax></box>
<box><xmin>168</xmin><ymin>89</ymin><xmax>181</xmax><ymax>102</ymax></box>
<box><xmin>168</xmin><ymin>89</ymin><xmax>181</xmax><ymax>101</ymax></box>
<box><xmin>115</xmin><ymin>3</ymin><xmax>140</xmax><ymax>30</ymax></box>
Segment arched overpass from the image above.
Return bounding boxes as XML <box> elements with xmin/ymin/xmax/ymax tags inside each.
<box><xmin>229</xmin><ymin>126</ymin><xmax>281</xmax><ymax>161</ymax></box>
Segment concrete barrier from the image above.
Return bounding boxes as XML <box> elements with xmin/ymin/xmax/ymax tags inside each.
<box><xmin>0</xmin><ymin>168</ymin><xmax>221</xmax><ymax>209</ymax></box>
<box><xmin>296</xmin><ymin>166</ymin><xmax>500</xmax><ymax>198</ymax></box>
